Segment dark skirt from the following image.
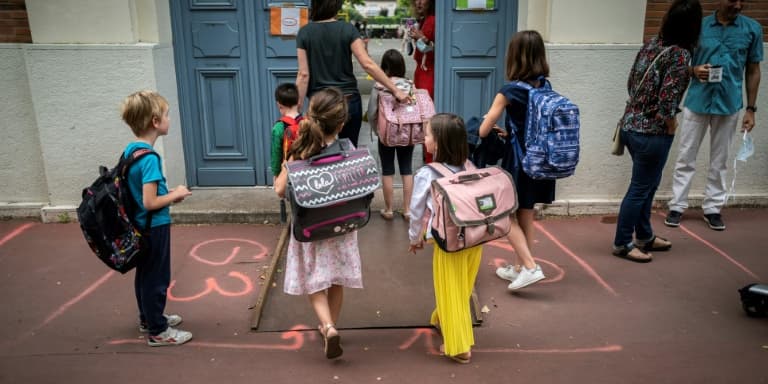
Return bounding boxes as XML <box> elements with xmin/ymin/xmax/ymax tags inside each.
<box><xmin>500</xmin><ymin>141</ymin><xmax>556</xmax><ymax>210</ymax></box>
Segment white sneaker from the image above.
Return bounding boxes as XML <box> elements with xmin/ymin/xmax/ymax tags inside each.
<box><xmin>147</xmin><ymin>326</ymin><xmax>193</xmax><ymax>347</ymax></box>
<box><xmin>507</xmin><ymin>265</ymin><xmax>545</xmax><ymax>291</ymax></box>
<box><xmin>139</xmin><ymin>314</ymin><xmax>183</xmax><ymax>333</ymax></box>
<box><xmin>496</xmin><ymin>265</ymin><xmax>520</xmax><ymax>281</ymax></box>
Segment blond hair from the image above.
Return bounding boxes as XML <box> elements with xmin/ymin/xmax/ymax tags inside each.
<box><xmin>121</xmin><ymin>90</ymin><xmax>168</xmax><ymax>136</ymax></box>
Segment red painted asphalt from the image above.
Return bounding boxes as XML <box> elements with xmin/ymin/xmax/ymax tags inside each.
<box><xmin>0</xmin><ymin>208</ymin><xmax>766</xmax><ymax>383</ymax></box>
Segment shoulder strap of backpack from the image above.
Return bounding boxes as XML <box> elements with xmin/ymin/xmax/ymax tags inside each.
<box><xmin>511</xmin><ymin>76</ymin><xmax>551</xmax><ymax>92</ymax></box>
<box><xmin>122</xmin><ymin>148</ymin><xmax>158</xmax><ymax>176</ymax></box>
<box><xmin>427</xmin><ymin>161</ymin><xmax>471</xmax><ymax>177</ymax></box>
<box><xmin>122</xmin><ymin>148</ymin><xmax>160</xmax><ymax>231</ymax></box>
<box><xmin>336</xmin><ymin>138</ymin><xmax>355</xmax><ymax>151</ymax></box>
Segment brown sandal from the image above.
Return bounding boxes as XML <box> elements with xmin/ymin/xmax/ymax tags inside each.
<box><xmin>322</xmin><ymin>324</ymin><xmax>343</xmax><ymax>359</ymax></box>
<box><xmin>637</xmin><ymin>236</ymin><xmax>672</xmax><ymax>252</ymax></box>
<box><xmin>439</xmin><ymin>344</ymin><xmax>471</xmax><ymax>364</ymax></box>
<box><xmin>612</xmin><ymin>246</ymin><xmax>652</xmax><ymax>263</ymax></box>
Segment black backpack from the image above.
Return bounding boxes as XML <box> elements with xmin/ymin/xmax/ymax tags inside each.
<box><xmin>465</xmin><ymin>116</ymin><xmax>506</xmax><ymax>168</ymax></box>
<box><xmin>76</xmin><ymin>148</ymin><xmax>157</xmax><ymax>273</ymax></box>
<box><xmin>739</xmin><ymin>283</ymin><xmax>768</xmax><ymax>317</ymax></box>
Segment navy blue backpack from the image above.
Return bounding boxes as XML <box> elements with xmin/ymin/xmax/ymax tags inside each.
<box><xmin>511</xmin><ymin>79</ymin><xmax>580</xmax><ymax>180</ymax></box>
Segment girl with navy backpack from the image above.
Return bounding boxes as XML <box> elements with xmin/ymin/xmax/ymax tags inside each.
<box><xmin>478</xmin><ymin>30</ymin><xmax>552</xmax><ymax>291</ymax></box>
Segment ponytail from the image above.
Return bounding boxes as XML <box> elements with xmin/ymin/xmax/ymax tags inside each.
<box><xmin>286</xmin><ymin>87</ymin><xmax>348</xmax><ymax>160</ymax></box>
<box><xmin>287</xmin><ymin>118</ymin><xmax>324</xmax><ymax>160</ymax></box>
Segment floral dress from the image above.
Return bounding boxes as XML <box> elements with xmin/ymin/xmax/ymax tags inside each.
<box><xmin>283</xmin><ymin>224</ymin><xmax>363</xmax><ymax>295</ymax></box>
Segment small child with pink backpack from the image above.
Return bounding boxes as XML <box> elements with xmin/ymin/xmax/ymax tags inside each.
<box><xmin>407</xmin><ymin>113</ymin><xmax>517</xmax><ymax>364</ymax></box>
<box><xmin>367</xmin><ymin>49</ymin><xmax>435</xmax><ymax>221</ymax></box>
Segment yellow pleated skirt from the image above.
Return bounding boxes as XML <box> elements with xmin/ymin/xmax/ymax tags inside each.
<box><xmin>429</xmin><ymin>244</ymin><xmax>482</xmax><ymax>357</ymax></box>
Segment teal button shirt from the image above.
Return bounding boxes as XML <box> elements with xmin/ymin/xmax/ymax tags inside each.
<box><xmin>684</xmin><ymin>12</ymin><xmax>763</xmax><ymax>116</ymax></box>
<box><xmin>123</xmin><ymin>142</ymin><xmax>171</xmax><ymax>229</ymax></box>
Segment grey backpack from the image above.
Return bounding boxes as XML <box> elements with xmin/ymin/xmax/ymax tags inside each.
<box><xmin>285</xmin><ymin>139</ymin><xmax>381</xmax><ymax>242</ymax></box>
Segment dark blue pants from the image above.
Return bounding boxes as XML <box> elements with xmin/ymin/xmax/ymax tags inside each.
<box><xmin>339</xmin><ymin>93</ymin><xmax>363</xmax><ymax>147</ymax></box>
<box><xmin>135</xmin><ymin>224</ymin><xmax>171</xmax><ymax>335</ymax></box>
<box><xmin>614</xmin><ymin>130</ymin><xmax>674</xmax><ymax>248</ymax></box>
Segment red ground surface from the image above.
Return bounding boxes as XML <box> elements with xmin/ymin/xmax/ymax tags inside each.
<box><xmin>1</xmin><ymin>208</ymin><xmax>766</xmax><ymax>383</ymax></box>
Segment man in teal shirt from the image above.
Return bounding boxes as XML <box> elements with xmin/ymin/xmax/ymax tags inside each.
<box><xmin>665</xmin><ymin>0</ymin><xmax>762</xmax><ymax>231</ymax></box>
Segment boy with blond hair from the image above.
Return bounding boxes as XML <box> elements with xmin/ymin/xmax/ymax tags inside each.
<box><xmin>121</xmin><ymin>90</ymin><xmax>193</xmax><ymax>346</ymax></box>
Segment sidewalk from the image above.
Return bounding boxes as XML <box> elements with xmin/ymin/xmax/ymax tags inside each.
<box><xmin>1</xmin><ymin>207</ymin><xmax>766</xmax><ymax>383</ymax></box>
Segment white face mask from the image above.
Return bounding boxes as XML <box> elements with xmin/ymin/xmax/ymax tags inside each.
<box><xmin>415</xmin><ymin>38</ymin><xmax>433</xmax><ymax>53</ymax></box>
<box><xmin>736</xmin><ymin>131</ymin><xmax>754</xmax><ymax>162</ymax></box>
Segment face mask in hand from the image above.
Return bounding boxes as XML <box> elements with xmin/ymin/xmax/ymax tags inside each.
<box><xmin>416</xmin><ymin>38</ymin><xmax>433</xmax><ymax>53</ymax></box>
<box><xmin>736</xmin><ymin>132</ymin><xmax>754</xmax><ymax>162</ymax></box>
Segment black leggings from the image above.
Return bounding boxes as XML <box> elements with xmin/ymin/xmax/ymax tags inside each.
<box><xmin>378</xmin><ymin>140</ymin><xmax>414</xmax><ymax>176</ymax></box>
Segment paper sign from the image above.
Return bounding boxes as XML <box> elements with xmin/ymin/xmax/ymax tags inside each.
<box><xmin>455</xmin><ymin>0</ymin><xmax>495</xmax><ymax>10</ymax></box>
<box><xmin>270</xmin><ymin>7</ymin><xmax>308</xmax><ymax>36</ymax></box>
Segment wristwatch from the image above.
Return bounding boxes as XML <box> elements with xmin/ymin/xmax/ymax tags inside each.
<box><xmin>746</xmin><ymin>105</ymin><xmax>757</xmax><ymax>113</ymax></box>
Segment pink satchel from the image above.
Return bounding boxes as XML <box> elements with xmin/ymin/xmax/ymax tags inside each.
<box><xmin>377</xmin><ymin>88</ymin><xmax>435</xmax><ymax>147</ymax></box>
<box><xmin>428</xmin><ymin>162</ymin><xmax>518</xmax><ymax>252</ymax></box>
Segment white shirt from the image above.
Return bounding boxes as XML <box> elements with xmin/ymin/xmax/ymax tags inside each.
<box><xmin>407</xmin><ymin>162</ymin><xmax>465</xmax><ymax>244</ymax></box>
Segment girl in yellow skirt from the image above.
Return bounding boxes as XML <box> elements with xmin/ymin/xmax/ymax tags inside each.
<box><xmin>407</xmin><ymin>113</ymin><xmax>481</xmax><ymax>364</ymax></box>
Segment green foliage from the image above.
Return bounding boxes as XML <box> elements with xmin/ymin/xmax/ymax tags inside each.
<box><xmin>397</xmin><ymin>0</ymin><xmax>413</xmax><ymax>10</ymax></box>
<box><xmin>367</xmin><ymin>16</ymin><xmax>400</xmax><ymax>25</ymax></box>
<box><xmin>346</xmin><ymin>6</ymin><xmax>363</xmax><ymax>21</ymax></box>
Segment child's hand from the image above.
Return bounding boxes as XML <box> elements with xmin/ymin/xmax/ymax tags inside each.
<box><xmin>492</xmin><ymin>124</ymin><xmax>508</xmax><ymax>137</ymax></box>
<box><xmin>408</xmin><ymin>240</ymin><xmax>424</xmax><ymax>254</ymax></box>
<box><xmin>171</xmin><ymin>185</ymin><xmax>192</xmax><ymax>203</ymax></box>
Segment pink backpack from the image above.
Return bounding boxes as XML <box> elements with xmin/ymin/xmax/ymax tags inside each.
<box><xmin>377</xmin><ymin>88</ymin><xmax>435</xmax><ymax>146</ymax></box>
<box><xmin>428</xmin><ymin>162</ymin><xmax>518</xmax><ymax>252</ymax></box>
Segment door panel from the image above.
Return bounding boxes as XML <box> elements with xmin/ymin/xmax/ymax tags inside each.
<box><xmin>172</xmin><ymin>0</ymin><xmax>257</xmax><ymax>186</ymax></box>
<box><xmin>435</xmin><ymin>2</ymin><xmax>517</xmax><ymax>122</ymax></box>
<box><xmin>254</xmin><ymin>1</ymin><xmax>309</xmax><ymax>180</ymax></box>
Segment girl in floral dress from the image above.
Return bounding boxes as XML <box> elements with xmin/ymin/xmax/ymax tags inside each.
<box><xmin>274</xmin><ymin>87</ymin><xmax>363</xmax><ymax>359</ymax></box>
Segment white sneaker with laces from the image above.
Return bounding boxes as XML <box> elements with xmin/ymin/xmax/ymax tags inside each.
<box><xmin>139</xmin><ymin>314</ymin><xmax>183</xmax><ymax>333</ymax></box>
<box><xmin>496</xmin><ymin>265</ymin><xmax>520</xmax><ymax>281</ymax></box>
<box><xmin>147</xmin><ymin>326</ymin><xmax>193</xmax><ymax>347</ymax></box>
<box><xmin>507</xmin><ymin>265</ymin><xmax>545</xmax><ymax>291</ymax></box>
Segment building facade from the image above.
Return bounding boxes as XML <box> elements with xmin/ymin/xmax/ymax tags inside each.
<box><xmin>1</xmin><ymin>0</ymin><xmax>766</xmax><ymax>219</ymax></box>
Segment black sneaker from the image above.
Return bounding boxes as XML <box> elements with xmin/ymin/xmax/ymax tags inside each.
<box><xmin>664</xmin><ymin>211</ymin><xmax>682</xmax><ymax>227</ymax></box>
<box><xmin>703</xmin><ymin>213</ymin><xmax>725</xmax><ymax>231</ymax></box>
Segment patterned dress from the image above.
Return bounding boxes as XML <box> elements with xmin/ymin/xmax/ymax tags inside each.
<box><xmin>283</xmin><ymin>225</ymin><xmax>363</xmax><ymax>295</ymax></box>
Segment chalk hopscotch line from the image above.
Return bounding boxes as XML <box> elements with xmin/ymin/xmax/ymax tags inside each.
<box><xmin>108</xmin><ymin>327</ymin><xmax>622</xmax><ymax>355</ymax></box>
<box><xmin>474</xmin><ymin>345</ymin><xmax>623</xmax><ymax>354</ymax></box>
<box><xmin>655</xmin><ymin>212</ymin><xmax>759</xmax><ymax>280</ymax></box>
<box><xmin>108</xmin><ymin>325</ymin><xmax>315</xmax><ymax>350</ymax></box>
<box><xmin>534</xmin><ymin>221</ymin><xmax>618</xmax><ymax>296</ymax></box>
<box><xmin>396</xmin><ymin>328</ymin><xmax>623</xmax><ymax>355</ymax></box>
<box><xmin>0</xmin><ymin>222</ymin><xmax>36</xmax><ymax>248</ymax></box>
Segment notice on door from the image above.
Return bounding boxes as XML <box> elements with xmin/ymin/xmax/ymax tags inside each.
<box><xmin>455</xmin><ymin>0</ymin><xmax>496</xmax><ymax>10</ymax></box>
<box><xmin>270</xmin><ymin>7</ymin><xmax>308</xmax><ymax>36</ymax></box>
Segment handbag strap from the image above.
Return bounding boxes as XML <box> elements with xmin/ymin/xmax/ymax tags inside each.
<box><xmin>629</xmin><ymin>46</ymin><xmax>674</xmax><ymax>101</ymax></box>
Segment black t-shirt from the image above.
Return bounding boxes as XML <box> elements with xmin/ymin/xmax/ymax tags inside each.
<box><xmin>297</xmin><ymin>21</ymin><xmax>361</xmax><ymax>96</ymax></box>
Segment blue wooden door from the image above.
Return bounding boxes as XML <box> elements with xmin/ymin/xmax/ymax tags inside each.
<box><xmin>434</xmin><ymin>1</ymin><xmax>517</xmax><ymax>121</ymax></box>
<box><xmin>171</xmin><ymin>0</ymin><xmax>308</xmax><ymax>186</ymax></box>
<box><xmin>254</xmin><ymin>0</ymin><xmax>310</xmax><ymax>181</ymax></box>
<box><xmin>171</xmin><ymin>0</ymin><xmax>258</xmax><ymax>186</ymax></box>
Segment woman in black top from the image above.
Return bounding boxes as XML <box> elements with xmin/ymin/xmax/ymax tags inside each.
<box><xmin>296</xmin><ymin>0</ymin><xmax>409</xmax><ymax>147</ymax></box>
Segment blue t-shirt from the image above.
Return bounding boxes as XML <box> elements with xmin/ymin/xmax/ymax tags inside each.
<box><xmin>123</xmin><ymin>142</ymin><xmax>171</xmax><ymax>228</ymax></box>
<box><xmin>684</xmin><ymin>12</ymin><xmax>764</xmax><ymax>115</ymax></box>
